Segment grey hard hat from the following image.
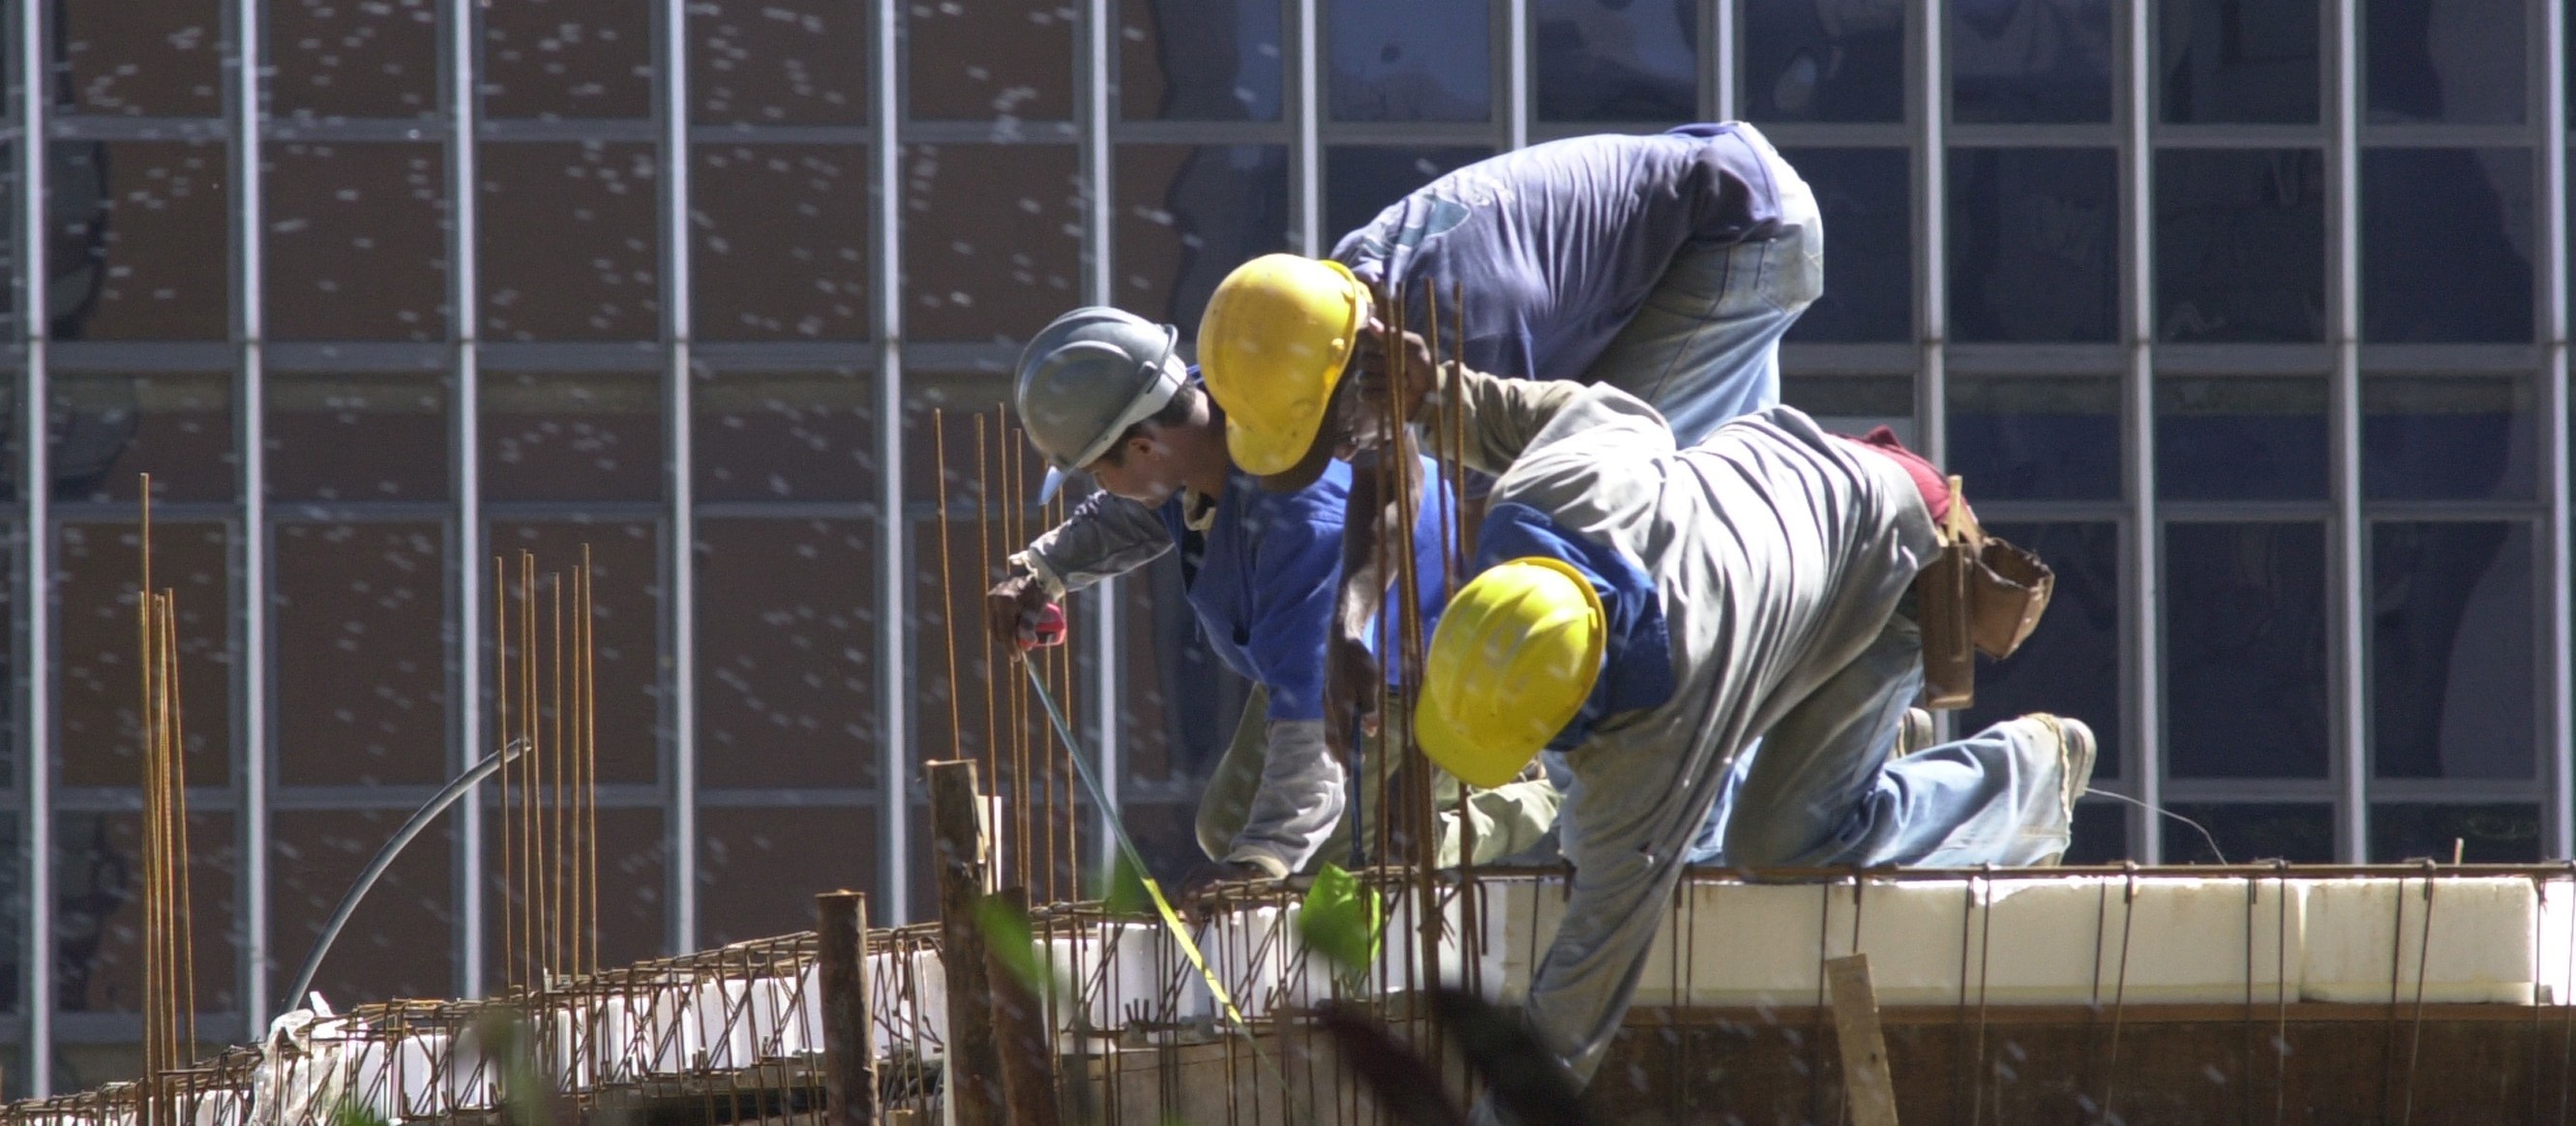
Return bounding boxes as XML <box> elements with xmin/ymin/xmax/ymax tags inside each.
<box><xmin>1015</xmin><ymin>307</ymin><xmax>1186</xmax><ymax>501</ymax></box>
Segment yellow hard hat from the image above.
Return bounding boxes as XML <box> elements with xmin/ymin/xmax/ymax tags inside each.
<box><xmin>1415</xmin><ymin>556</ymin><xmax>1607</xmax><ymax>789</ymax></box>
<box><xmin>1196</xmin><ymin>253</ymin><xmax>1369</xmax><ymax>476</ymax></box>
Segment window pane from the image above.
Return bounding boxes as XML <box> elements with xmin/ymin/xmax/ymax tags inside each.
<box><xmin>1742</xmin><ymin>0</ymin><xmax>1902</xmax><ymax>122</ymax></box>
<box><xmin>692</xmin><ymin>145</ymin><xmax>870</xmax><ymax>341</ymax></box>
<box><xmin>908</xmin><ymin>0</ymin><xmax>1075</xmax><ymax>121</ymax></box>
<box><xmin>2363</xmin><ymin>375</ymin><xmax>2533</xmax><ymax>502</ymax></box>
<box><xmin>2361</xmin><ymin>148</ymin><xmax>2533</xmax><ymax>344</ymax></box>
<box><xmin>484</xmin><ymin>371</ymin><xmax>663</xmax><ymax>502</ymax></box>
<box><xmin>2162</xmin><ymin>803</ymin><xmax>2334</xmax><ymax>864</ymax></box>
<box><xmin>1328</xmin><ymin>0</ymin><xmax>1491</xmax><ymax>122</ymax></box>
<box><xmin>52</xmin><ymin>141</ymin><xmax>231</xmax><ymax>342</ymax></box>
<box><xmin>1950</xmin><ymin>0</ymin><xmax>2113</xmax><ymax>124</ymax></box>
<box><xmin>1948</xmin><ymin>148</ymin><xmax>2117</xmax><ymax>343</ymax></box>
<box><xmin>2372</xmin><ymin>521</ymin><xmax>2533</xmax><ymax>781</ymax></box>
<box><xmin>1782</xmin><ymin>372</ymin><xmax>1915</xmax><ymax>441</ymax></box>
<box><xmin>59</xmin><ymin>0</ymin><xmax>223</xmax><ymax>117</ymax></box>
<box><xmin>2365</xmin><ymin>0</ymin><xmax>2524</xmax><ymax>124</ymax></box>
<box><xmin>264</xmin><ymin>143</ymin><xmax>450</xmax><ymax>342</ymax></box>
<box><xmin>1120</xmin><ymin>0</ymin><xmax>1283</xmax><ymax>121</ymax></box>
<box><xmin>2157</xmin><ymin>0</ymin><xmax>2320</xmax><ymax>124</ymax></box>
<box><xmin>2156</xmin><ymin>376</ymin><xmax>2328</xmax><ymax>501</ymax></box>
<box><xmin>696</xmin><ymin>519</ymin><xmax>880</xmax><ymax>789</ymax></box>
<box><xmin>1962</xmin><ymin>521</ymin><xmax>2121</xmax><ymax>782</ymax></box>
<box><xmin>270</xmin><ymin>0</ymin><xmax>439</xmax><ymax>120</ymax></box>
<box><xmin>2369</xmin><ymin>804</ymin><xmax>2542</xmax><ymax>863</ymax></box>
<box><xmin>272</xmin><ymin>810</ymin><xmax>454</xmax><ymax>1004</ymax></box>
<box><xmin>1115</xmin><ymin>145</ymin><xmax>1291</xmax><ymax>337</ymax></box>
<box><xmin>487</xmin><ymin>523</ymin><xmax>660</xmax><ymax>785</ymax></box>
<box><xmin>2059</xmin><ymin>801</ymin><xmax>2129</xmax><ymax>862</ymax></box>
<box><xmin>51</xmin><ymin>372</ymin><xmax>234</xmax><ymax>504</ymax></box>
<box><xmin>699</xmin><ymin>805</ymin><xmax>877</xmax><ymax>946</ymax></box>
<box><xmin>690</xmin><ymin>0</ymin><xmax>867</xmax><ymax>126</ymax></box>
<box><xmin>274</xmin><ymin>522</ymin><xmax>448</xmax><ymax>787</ymax></box>
<box><xmin>1782</xmin><ymin>147</ymin><xmax>1911</xmax><ymax>343</ymax></box>
<box><xmin>696</xmin><ymin>370</ymin><xmax>879</xmax><ymax>503</ymax></box>
<box><xmin>2164</xmin><ymin>522</ymin><xmax>2330</xmax><ymax>780</ymax></box>
<box><xmin>268</xmin><ymin>374</ymin><xmax>450</xmax><ymax>502</ymax></box>
<box><xmin>480</xmin><ymin>0</ymin><xmax>652</xmax><ymax>119</ymax></box>
<box><xmin>1534</xmin><ymin>0</ymin><xmax>1696</xmax><ymax>123</ymax></box>
<box><xmin>55</xmin><ymin>812</ymin><xmax>237</xmax><ymax>1017</ymax></box>
<box><xmin>2155</xmin><ymin>149</ymin><xmax>2326</xmax><ymax>344</ymax></box>
<box><xmin>902</xmin><ymin>145</ymin><xmax>1083</xmax><ymax>343</ymax></box>
<box><xmin>56</xmin><ymin>522</ymin><xmax>232</xmax><ymax>788</ymax></box>
<box><xmin>1946</xmin><ymin>375</ymin><xmax>2120</xmax><ymax>500</ymax></box>
<box><xmin>1324</xmin><ymin>146</ymin><xmax>1490</xmax><ymax>249</ymax></box>
<box><xmin>478</xmin><ymin>143</ymin><xmax>661</xmax><ymax>341</ymax></box>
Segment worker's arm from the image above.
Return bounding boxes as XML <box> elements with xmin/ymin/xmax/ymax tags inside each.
<box><xmin>1220</xmin><ymin>499</ymin><xmax>1351</xmax><ymax>877</ymax></box>
<box><xmin>1218</xmin><ymin>718</ymin><xmax>1343</xmax><ymax>877</ymax></box>
<box><xmin>1415</xmin><ymin>362</ymin><xmax>1585</xmax><ymax>476</ymax></box>
<box><xmin>987</xmin><ymin>490</ymin><xmax>1171</xmax><ymax>653</ymax></box>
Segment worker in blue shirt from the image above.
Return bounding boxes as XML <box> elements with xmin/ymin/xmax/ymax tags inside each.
<box><xmin>984</xmin><ymin>308</ymin><xmax>1560</xmax><ymax>893</ymax></box>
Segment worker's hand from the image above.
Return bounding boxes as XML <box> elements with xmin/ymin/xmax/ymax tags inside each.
<box><xmin>1349</xmin><ymin>318</ymin><xmax>1437</xmax><ymax>449</ymax></box>
<box><xmin>1322</xmin><ymin>624</ymin><xmax>1385</xmax><ymax>767</ymax></box>
<box><xmin>1176</xmin><ymin>860</ymin><xmax>1270</xmax><ymax>923</ymax></box>
<box><xmin>984</xmin><ymin>574</ymin><xmax>1054</xmax><ymax>660</ymax></box>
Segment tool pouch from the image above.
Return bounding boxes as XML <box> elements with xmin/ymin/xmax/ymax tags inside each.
<box><xmin>1914</xmin><ymin>477</ymin><xmax>2055</xmax><ymax>710</ymax></box>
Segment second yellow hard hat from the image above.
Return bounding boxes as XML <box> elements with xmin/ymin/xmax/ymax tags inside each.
<box><xmin>1415</xmin><ymin>556</ymin><xmax>1607</xmax><ymax>789</ymax></box>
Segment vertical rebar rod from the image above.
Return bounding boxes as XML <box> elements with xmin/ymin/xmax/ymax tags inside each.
<box><xmin>497</xmin><ymin>555</ymin><xmax>514</xmax><ymax>993</ymax></box>
<box><xmin>978</xmin><ymin>416</ymin><xmax>999</xmax><ymax>785</ymax></box>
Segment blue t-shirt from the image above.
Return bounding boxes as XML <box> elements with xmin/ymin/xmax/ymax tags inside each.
<box><xmin>1332</xmin><ymin>123</ymin><xmax>1789</xmax><ymax>389</ymax></box>
<box><xmin>1156</xmin><ymin>458</ymin><xmax>1456</xmax><ymax>723</ymax></box>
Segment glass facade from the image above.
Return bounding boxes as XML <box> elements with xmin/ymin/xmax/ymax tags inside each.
<box><xmin>0</xmin><ymin>0</ymin><xmax>2568</xmax><ymax>1097</ymax></box>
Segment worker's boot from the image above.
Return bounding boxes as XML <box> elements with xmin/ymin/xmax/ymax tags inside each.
<box><xmin>2025</xmin><ymin>713</ymin><xmax>2097</xmax><ymax>866</ymax></box>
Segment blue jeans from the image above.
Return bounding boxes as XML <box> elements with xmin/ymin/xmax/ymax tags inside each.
<box><xmin>1720</xmin><ymin>612</ymin><xmax>2077</xmax><ymax>869</ymax></box>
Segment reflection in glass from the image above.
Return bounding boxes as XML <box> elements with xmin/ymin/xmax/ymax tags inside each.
<box><xmin>1950</xmin><ymin>0</ymin><xmax>2112</xmax><ymax>124</ymax></box>
<box><xmin>1534</xmin><ymin>0</ymin><xmax>1695</xmax><ymax>122</ymax></box>
<box><xmin>697</xmin><ymin>519</ymin><xmax>879</xmax><ymax>789</ymax></box>
<box><xmin>1120</xmin><ymin>0</ymin><xmax>1283</xmax><ymax>120</ymax></box>
<box><xmin>1743</xmin><ymin>0</ymin><xmax>1902</xmax><ymax>122</ymax></box>
<box><xmin>2362</xmin><ymin>149</ymin><xmax>2532</xmax><ymax>344</ymax></box>
<box><xmin>56</xmin><ymin>522</ymin><xmax>232</xmax><ymax>786</ymax></box>
<box><xmin>272</xmin><ymin>811</ymin><xmax>453</xmax><ymax>1005</ymax></box>
<box><xmin>51</xmin><ymin>142</ymin><xmax>230</xmax><ymax>341</ymax></box>
<box><xmin>1949</xmin><ymin>148</ymin><xmax>2117</xmax><ymax>343</ymax></box>
<box><xmin>1116</xmin><ymin>146</ymin><xmax>1291</xmax><ymax>336</ymax></box>
<box><xmin>696</xmin><ymin>371</ymin><xmax>879</xmax><ymax>503</ymax></box>
<box><xmin>2370</xmin><ymin>805</ymin><xmax>2541</xmax><ymax>863</ymax></box>
<box><xmin>690</xmin><ymin>0</ymin><xmax>867</xmax><ymax>125</ymax></box>
<box><xmin>1961</xmin><ymin>522</ymin><xmax>2120</xmax><ymax>781</ymax></box>
<box><xmin>483</xmin><ymin>372</ymin><xmax>664</xmax><ymax>502</ymax></box>
<box><xmin>2157</xmin><ymin>0</ymin><xmax>2319</xmax><ymax>124</ymax></box>
<box><xmin>2372</xmin><ymin>521</ymin><xmax>2533</xmax><ymax>781</ymax></box>
<box><xmin>2363</xmin><ymin>376</ymin><xmax>2531</xmax><ymax>502</ymax></box>
<box><xmin>2155</xmin><ymin>149</ymin><xmax>2325</xmax><ymax>343</ymax></box>
<box><xmin>478</xmin><ymin>143</ymin><xmax>661</xmax><ymax>341</ymax></box>
<box><xmin>1782</xmin><ymin>148</ymin><xmax>1910</xmax><ymax>342</ymax></box>
<box><xmin>692</xmin><ymin>146</ymin><xmax>870</xmax><ymax>341</ymax></box>
<box><xmin>267</xmin><ymin>375</ymin><xmax>449</xmax><ymax>502</ymax></box>
<box><xmin>271</xmin><ymin>0</ymin><xmax>439</xmax><ymax>119</ymax></box>
<box><xmin>2162</xmin><ymin>804</ymin><xmax>2334</xmax><ymax>864</ymax></box>
<box><xmin>480</xmin><ymin>0</ymin><xmax>653</xmax><ymax>119</ymax></box>
<box><xmin>2164</xmin><ymin>522</ymin><xmax>2329</xmax><ymax>780</ymax></box>
<box><xmin>1328</xmin><ymin>0</ymin><xmax>1491</xmax><ymax>122</ymax></box>
<box><xmin>2156</xmin><ymin>377</ymin><xmax>2327</xmax><ymax>501</ymax></box>
<box><xmin>1324</xmin><ymin>147</ymin><xmax>1490</xmax><ymax>249</ymax></box>
<box><xmin>264</xmin><ymin>144</ymin><xmax>449</xmax><ymax>342</ymax></box>
<box><xmin>274</xmin><ymin>523</ymin><xmax>449</xmax><ymax>788</ymax></box>
<box><xmin>907</xmin><ymin>0</ymin><xmax>1075</xmax><ymax>121</ymax></box>
<box><xmin>56</xmin><ymin>813</ymin><xmax>235</xmax><ymax>1015</ymax></box>
<box><xmin>1945</xmin><ymin>375</ymin><xmax>2119</xmax><ymax>500</ymax></box>
<box><xmin>58</xmin><ymin>0</ymin><xmax>224</xmax><ymax>117</ymax></box>
<box><xmin>48</xmin><ymin>372</ymin><xmax>231</xmax><ymax>504</ymax></box>
<box><xmin>2365</xmin><ymin>0</ymin><xmax>2524</xmax><ymax>125</ymax></box>
<box><xmin>902</xmin><ymin>145</ymin><xmax>1084</xmax><ymax>342</ymax></box>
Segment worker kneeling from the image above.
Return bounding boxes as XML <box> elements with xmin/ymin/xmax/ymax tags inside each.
<box><xmin>1397</xmin><ymin>366</ymin><xmax>2096</xmax><ymax>1105</ymax></box>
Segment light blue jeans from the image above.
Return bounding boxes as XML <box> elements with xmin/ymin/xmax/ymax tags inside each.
<box><xmin>1575</xmin><ymin>122</ymin><xmax>1823</xmax><ymax>449</ymax></box>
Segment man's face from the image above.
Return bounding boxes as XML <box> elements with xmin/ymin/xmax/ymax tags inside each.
<box><xmin>1084</xmin><ymin>432</ymin><xmax>1184</xmax><ymax>507</ymax></box>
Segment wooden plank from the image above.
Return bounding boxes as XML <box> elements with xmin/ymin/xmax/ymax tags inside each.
<box><xmin>1824</xmin><ymin>953</ymin><xmax>1901</xmax><ymax>1126</ymax></box>
<box><xmin>927</xmin><ymin>759</ymin><xmax>1004</xmax><ymax>1126</ymax></box>
<box><xmin>816</xmin><ymin>890</ymin><xmax>878</xmax><ymax>1126</ymax></box>
<box><xmin>984</xmin><ymin>886</ymin><xmax>1063</xmax><ymax>1126</ymax></box>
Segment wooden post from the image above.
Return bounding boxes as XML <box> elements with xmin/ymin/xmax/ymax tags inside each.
<box><xmin>1825</xmin><ymin>953</ymin><xmax>1902</xmax><ymax>1126</ymax></box>
<box><xmin>817</xmin><ymin>890</ymin><xmax>879</xmax><ymax>1126</ymax></box>
<box><xmin>927</xmin><ymin>759</ymin><xmax>1005</xmax><ymax>1126</ymax></box>
<box><xmin>983</xmin><ymin>886</ymin><xmax>1063</xmax><ymax>1126</ymax></box>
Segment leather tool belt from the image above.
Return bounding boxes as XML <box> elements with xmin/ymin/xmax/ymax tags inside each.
<box><xmin>1914</xmin><ymin>475</ymin><xmax>2055</xmax><ymax>710</ymax></box>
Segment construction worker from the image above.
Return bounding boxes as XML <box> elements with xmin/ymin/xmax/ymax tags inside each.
<box><xmin>1376</xmin><ymin>354</ymin><xmax>2096</xmax><ymax>1106</ymax></box>
<box><xmin>983</xmin><ymin>307</ymin><xmax>1560</xmax><ymax>896</ymax></box>
<box><xmin>1199</xmin><ymin>122</ymin><xmax>1824</xmax><ymax>857</ymax></box>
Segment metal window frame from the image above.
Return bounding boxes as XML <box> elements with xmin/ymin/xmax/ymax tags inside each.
<box><xmin>17</xmin><ymin>0</ymin><xmax>51</xmax><ymax>1089</ymax></box>
<box><xmin>2329</xmin><ymin>0</ymin><xmax>2366</xmax><ymax>860</ymax></box>
<box><xmin>233</xmin><ymin>0</ymin><xmax>272</xmax><ymax>1028</ymax></box>
<box><xmin>660</xmin><ymin>0</ymin><xmax>700</xmax><ymax>954</ymax></box>
<box><xmin>2543</xmin><ymin>0</ymin><xmax>2574</xmax><ymax>859</ymax></box>
<box><xmin>447</xmin><ymin>0</ymin><xmax>488</xmax><ymax>999</ymax></box>
<box><xmin>874</xmin><ymin>0</ymin><xmax>912</xmax><ymax>923</ymax></box>
<box><xmin>2120</xmin><ymin>0</ymin><xmax>2163</xmax><ymax>861</ymax></box>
